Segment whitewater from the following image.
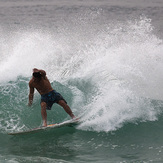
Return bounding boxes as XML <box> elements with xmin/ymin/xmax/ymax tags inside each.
<box><xmin>0</xmin><ymin>16</ymin><xmax>163</xmax><ymax>133</ymax></box>
<box><xmin>0</xmin><ymin>1</ymin><xmax>163</xmax><ymax>162</ymax></box>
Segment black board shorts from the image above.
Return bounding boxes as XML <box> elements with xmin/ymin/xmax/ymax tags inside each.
<box><xmin>41</xmin><ymin>90</ymin><xmax>67</xmax><ymax>110</ymax></box>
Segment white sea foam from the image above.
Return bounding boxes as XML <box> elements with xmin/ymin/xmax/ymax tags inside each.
<box><xmin>0</xmin><ymin>16</ymin><xmax>163</xmax><ymax>132</ymax></box>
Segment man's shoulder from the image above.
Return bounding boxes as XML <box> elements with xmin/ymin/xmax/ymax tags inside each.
<box><xmin>29</xmin><ymin>78</ymin><xmax>34</xmax><ymax>86</ymax></box>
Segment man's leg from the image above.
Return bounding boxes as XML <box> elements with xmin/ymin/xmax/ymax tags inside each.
<box><xmin>58</xmin><ymin>100</ymin><xmax>75</xmax><ymax>119</ymax></box>
<box><xmin>41</xmin><ymin>102</ymin><xmax>47</xmax><ymax>126</ymax></box>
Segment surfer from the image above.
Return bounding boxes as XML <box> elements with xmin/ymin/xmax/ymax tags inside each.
<box><xmin>28</xmin><ymin>68</ymin><xmax>75</xmax><ymax>127</ymax></box>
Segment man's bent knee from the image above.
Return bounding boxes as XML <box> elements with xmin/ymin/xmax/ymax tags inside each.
<box><xmin>58</xmin><ymin>100</ymin><xmax>67</xmax><ymax>107</ymax></box>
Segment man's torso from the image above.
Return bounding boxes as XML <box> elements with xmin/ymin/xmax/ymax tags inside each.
<box><xmin>30</xmin><ymin>76</ymin><xmax>53</xmax><ymax>95</ymax></box>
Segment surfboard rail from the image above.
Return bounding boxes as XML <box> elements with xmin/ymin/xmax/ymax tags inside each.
<box><xmin>8</xmin><ymin>118</ymin><xmax>80</xmax><ymax>135</ymax></box>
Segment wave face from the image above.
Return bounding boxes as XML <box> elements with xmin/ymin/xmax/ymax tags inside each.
<box><xmin>1</xmin><ymin>1</ymin><xmax>163</xmax><ymax>162</ymax></box>
<box><xmin>0</xmin><ymin>16</ymin><xmax>163</xmax><ymax>134</ymax></box>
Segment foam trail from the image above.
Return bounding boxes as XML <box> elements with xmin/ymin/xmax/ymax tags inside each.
<box><xmin>75</xmin><ymin>17</ymin><xmax>163</xmax><ymax>131</ymax></box>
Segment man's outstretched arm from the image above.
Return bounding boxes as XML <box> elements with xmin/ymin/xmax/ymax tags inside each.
<box><xmin>28</xmin><ymin>83</ymin><xmax>34</xmax><ymax>106</ymax></box>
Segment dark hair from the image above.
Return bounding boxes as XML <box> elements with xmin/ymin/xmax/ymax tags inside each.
<box><xmin>33</xmin><ymin>72</ymin><xmax>42</xmax><ymax>78</ymax></box>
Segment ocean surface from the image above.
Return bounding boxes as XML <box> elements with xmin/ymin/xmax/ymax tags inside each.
<box><xmin>0</xmin><ymin>0</ymin><xmax>163</xmax><ymax>162</ymax></box>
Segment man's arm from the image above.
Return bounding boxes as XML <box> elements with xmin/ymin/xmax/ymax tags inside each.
<box><xmin>28</xmin><ymin>83</ymin><xmax>35</xmax><ymax>106</ymax></box>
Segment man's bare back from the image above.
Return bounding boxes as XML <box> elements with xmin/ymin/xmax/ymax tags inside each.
<box><xmin>29</xmin><ymin>68</ymin><xmax>53</xmax><ymax>95</ymax></box>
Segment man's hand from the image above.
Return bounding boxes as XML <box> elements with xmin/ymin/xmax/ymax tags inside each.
<box><xmin>33</xmin><ymin>68</ymin><xmax>39</xmax><ymax>72</ymax></box>
<box><xmin>28</xmin><ymin>102</ymin><xmax>32</xmax><ymax>107</ymax></box>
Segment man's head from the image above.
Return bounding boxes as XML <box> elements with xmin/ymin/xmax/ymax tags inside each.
<box><xmin>33</xmin><ymin>72</ymin><xmax>42</xmax><ymax>78</ymax></box>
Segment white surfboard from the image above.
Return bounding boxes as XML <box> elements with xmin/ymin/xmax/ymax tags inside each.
<box><xmin>8</xmin><ymin>118</ymin><xmax>80</xmax><ymax>135</ymax></box>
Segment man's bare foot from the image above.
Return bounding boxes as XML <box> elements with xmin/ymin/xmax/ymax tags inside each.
<box><xmin>70</xmin><ymin>113</ymin><xmax>76</xmax><ymax>119</ymax></box>
<box><xmin>72</xmin><ymin>116</ymin><xmax>76</xmax><ymax>119</ymax></box>
<box><xmin>72</xmin><ymin>115</ymin><xmax>80</xmax><ymax>121</ymax></box>
<box><xmin>43</xmin><ymin>120</ymin><xmax>47</xmax><ymax>127</ymax></box>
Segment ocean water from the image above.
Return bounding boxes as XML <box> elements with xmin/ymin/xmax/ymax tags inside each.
<box><xmin>0</xmin><ymin>0</ymin><xmax>163</xmax><ymax>162</ymax></box>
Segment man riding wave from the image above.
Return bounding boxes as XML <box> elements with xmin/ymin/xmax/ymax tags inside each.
<box><xmin>28</xmin><ymin>68</ymin><xmax>75</xmax><ymax>126</ymax></box>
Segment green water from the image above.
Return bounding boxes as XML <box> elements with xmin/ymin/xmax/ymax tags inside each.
<box><xmin>0</xmin><ymin>77</ymin><xmax>163</xmax><ymax>162</ymax></box>
<box><xmin>1</xmin><ymin>119</ymin><xmax>163</xmax><ymax>162</ymax></box>
<box><xmin>1</xmin><ymin>1</ymin><xmax>163</xmax><ymax>161</ymax></box>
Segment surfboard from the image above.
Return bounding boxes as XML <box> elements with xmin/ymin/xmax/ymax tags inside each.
<box><xmin>8</xmin><ymin>118</ymin><xmax>80</xmax><ymax>135</ymax></box>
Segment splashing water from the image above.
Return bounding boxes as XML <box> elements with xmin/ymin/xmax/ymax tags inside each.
<box><xmin>0</xmin><ymin>16</ymin><xmax>163</xmax><ymax>132</ymax></box>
